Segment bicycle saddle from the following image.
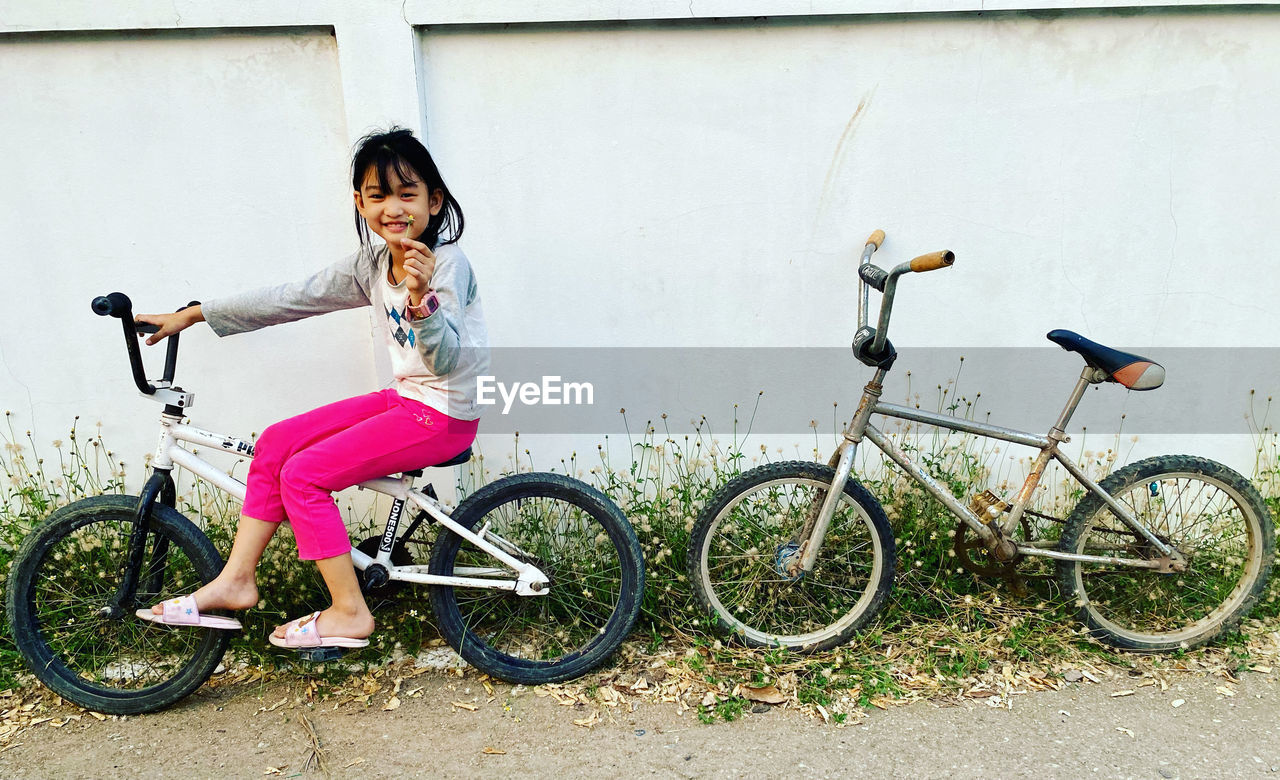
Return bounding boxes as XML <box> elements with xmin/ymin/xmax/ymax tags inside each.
<box><xmin>402</xmin><ymin>446</ymin><xmax>473</xmax><ymax>477</ymax></box>
<box><xmin>1046</xmin><ymin>330</ymin><xmax>1165</xmax><ymax>390</ymax></box>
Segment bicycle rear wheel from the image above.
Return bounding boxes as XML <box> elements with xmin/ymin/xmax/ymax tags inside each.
<box><xmin>428</xmin><ymin>473</ymin><xmax>644</xmax><ymax>684</ymax></box>
<box><xmin>1057</xmin><ymin>455</ymin><xmax>1275</xmax><ymax>651</ymax></box>
<box><xmin>687</xmin><ymin>461</ymin><xmax>896</xmax><ymax>652</ymax></box>
<box><xmin>5</xmin><ymin>495</ymin><xmax>230</xmax><ymax>714</ymax></box>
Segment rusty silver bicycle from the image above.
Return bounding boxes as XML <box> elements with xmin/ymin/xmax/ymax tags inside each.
<box><xmin>687</xmin><ymin>230</ymin><xmax>1275</xmax><ymax>653</ymax></box>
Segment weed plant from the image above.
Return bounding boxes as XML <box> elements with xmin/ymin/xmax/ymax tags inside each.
<box><xmin>2</xmin><ymin>379</ymin><xmax>1278</xmax><ymax>717</ymax></box>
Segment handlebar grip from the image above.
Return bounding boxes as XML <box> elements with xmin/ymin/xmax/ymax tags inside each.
<box><xmin>909</xmin><ymin>250</ymin><xmax>955</xmax><ymax>272</ymax></box>
<box><xmin>92</xmin><ymin>292</ymin><xmax>132</xmax><ymax>318</ymax></box>
<box><xmin>865</xmin><ymin>229</ymin><xmax>886</xmax><ymax>249</ymax></box>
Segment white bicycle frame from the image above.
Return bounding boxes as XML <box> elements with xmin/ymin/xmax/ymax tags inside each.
<box><xmin>150</xmin><ymin>411</ymin><xmax>549</xmax><ymax>597</ymax></box>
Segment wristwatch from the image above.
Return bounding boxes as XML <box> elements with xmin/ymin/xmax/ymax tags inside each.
<box><xmin>406</xmin><ymin>290</ymin><xmax>440</xmax><ymax>321</ymax></box>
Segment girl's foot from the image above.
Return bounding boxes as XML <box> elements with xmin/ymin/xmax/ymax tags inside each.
<box><xmin>272</xmin><ymin>606</ymin><xmax>374</xmax><ymax>643</ymax></box>
<box><xmin>150</xmin><ymin>575</ymin><xmax>258</xmax><ymax>616</ymax></box>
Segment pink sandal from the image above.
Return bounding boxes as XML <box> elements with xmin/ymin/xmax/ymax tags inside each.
<box><xmin>134</xmin><ymin>594</ymin><xmax>243</xmax><ymax>630</ymax></box>
<box><xmin>268</xmin><ymin>611</ymin><xmax>370</xmax><ymax>649</ymax></box>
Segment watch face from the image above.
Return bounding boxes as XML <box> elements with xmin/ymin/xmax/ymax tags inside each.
<box><xmin>425</xmin><ymin>294</ymin><xmax>439</xmax><ymax>314</ymax></box>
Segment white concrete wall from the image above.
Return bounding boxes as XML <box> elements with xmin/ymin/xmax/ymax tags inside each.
<box><xmin>2</xmin><ymin>1</ymin><xmax>1278</xmax><ymax>488</ymax></box>
<box><xmin>0</xmin><ymin>28</ymin><xmax>369</xmax><ymax>480</ymax></box>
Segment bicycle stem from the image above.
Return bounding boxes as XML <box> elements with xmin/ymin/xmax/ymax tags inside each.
<box><xmin>868</xmin><ymin>262</ymin><xmax>918</xmax><ymax>357</ymax></box>
<box><xmin>856</xmin><ymin>242</ymin><xmax>877</xmax><ymax>330</ymax></box>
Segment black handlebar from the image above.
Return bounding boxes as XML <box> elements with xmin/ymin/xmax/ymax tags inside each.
<box><xmin>91</xmin><ymin>293</ymin><xmax>198</xmax><ymax>396</ymax></box>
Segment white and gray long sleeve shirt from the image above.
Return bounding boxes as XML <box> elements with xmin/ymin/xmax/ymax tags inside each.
<box><xmin>202</xmin><ymin>243</ymin><xmax>490</xmax><ymax>421</ymax></box>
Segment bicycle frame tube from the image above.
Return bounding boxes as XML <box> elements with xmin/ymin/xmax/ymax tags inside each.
<box><xmin>873</xmin><ymin>384</ymin><xmax>1173</xmax><ymax>564</ymax></box>
<box><xmin>151</xmin><ymin>415</ymin><xmax>547</xmax><ymax>593</ymax></box>
<box><xmin>798</xmin><ymin>369</ymin><xmax>1175</xmax><ymax>571</ymax></box>
<box><xmin>1050</xmin><ymin>450</ymin><xmax>1175</xmax><ymax>557</ymax></box>
<box><xmin>872</xmin><ymin>400</ymin><xmax>1056</xmax><ymax>541</ymax></box>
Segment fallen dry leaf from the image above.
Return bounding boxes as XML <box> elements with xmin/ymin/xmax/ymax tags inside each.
<box><xmin>741</xmin><ymin>685</ymin><xmax>787</xmax><ymax>705</ymax></box>
<box><xmin>1111</xmin><ymin>690</ymin><xmax>1135</xmax><ymax>698</ymax></box>
<box><xmin>451</xmin><ymin>701</ymin><xmax>478</xmax><ymax>712</ymax></box>
<box><xmin>383</xmin><ymin>696</ymin><xmax>401</xmax><ymax>712</ymax></box>
<box><xmin>482</xmin><ymin>747</ymin><xmax>507</xmax><ymax>755</ymax></box>
<box><xmin>1215</xmin><ymin>686</ymin><xmax>1235</xmax><ymax>697</ymax></box>
<box><xmin>1116</xmin><ymin>727</ymin><xmax>1134</xmax><ymax>738</ymax></box>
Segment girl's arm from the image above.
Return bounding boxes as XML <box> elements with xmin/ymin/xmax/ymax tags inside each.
<box><xmin>200</xmin><ymin>251</ymin><xmax>372</xmax><ymax>337</ymax></box>
<box><xmin>135</xmin><ymin>252</ymin><xmax>372</xmax><ymax>344</ymax></box>
<box><xmin>408</xmin><ymin>244</ymin><xmax>475</xmax><ymax>375</ymax></box>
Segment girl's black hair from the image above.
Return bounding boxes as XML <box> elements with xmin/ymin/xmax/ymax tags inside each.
<box><xmin>351</xmin><ymin>126</ymin><xmax>464</xmax><ymax>249</ymax></box>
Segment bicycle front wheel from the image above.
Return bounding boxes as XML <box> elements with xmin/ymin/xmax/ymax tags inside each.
<box><xmin>1057</xmin><ymin>455</ymin><xmax>1275</xmax><ymax>652</ymax></box>
<box><xmin>429</xmin><ymin>473</ymin><xmax>644</xmax><ymax>684</ymax></box>
<box><xmin>687</xmin><ymin>461</ymin><xmax>896</xmax><ymax>652</ymax></box>
<box><xmin>5</xmin><ymin>495</ymin><xmax>230</xmax><ymax>714</ymax></box>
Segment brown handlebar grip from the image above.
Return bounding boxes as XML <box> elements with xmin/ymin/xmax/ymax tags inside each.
<box><xmin>865</xmin><ymin>229</ymin><xmax>886</xmax><ymax>249</ymax></box>
<box><xmin>909</xmin><ymin>250</ymin><xmax>955</xmax><ymax>272</ymax></box>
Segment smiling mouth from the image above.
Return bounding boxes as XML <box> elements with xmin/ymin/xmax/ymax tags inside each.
<box><xmin>385</xmin><ymin>221</ymin><xmax>409</xmax><ymax>231</ymax></box>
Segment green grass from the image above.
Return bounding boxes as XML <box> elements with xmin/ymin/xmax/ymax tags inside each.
<box><xmin>3</xmin><ymin>384</ymin><xmax>1279</xmax><ymax>720</ymax></box>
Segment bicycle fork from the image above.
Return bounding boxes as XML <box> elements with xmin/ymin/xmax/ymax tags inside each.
<box><xmin>791</xmin><ymin>372</ymin><xmax>891</xmax><ymax>574</ymax></box>
<box><xmin>100</xmin><ymin>468</ymin><xmax>177</xmax><ymax>620</ymax></box>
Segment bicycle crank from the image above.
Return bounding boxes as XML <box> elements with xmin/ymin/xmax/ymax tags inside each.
<box><xmin>355</xmin><ymin>537</ymin><xmax>415</xmax><ymax>597</ymax></box>
<box><xmin>953</xmin><ymin>517</ymin><xmax>1033</xmax><ymax>579</ymax></box>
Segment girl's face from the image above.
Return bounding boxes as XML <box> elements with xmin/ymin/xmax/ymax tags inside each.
<box><xmin>353</xmin><ymin>165</ymin><xmax>443</xmax><ymax>249</ymax></box>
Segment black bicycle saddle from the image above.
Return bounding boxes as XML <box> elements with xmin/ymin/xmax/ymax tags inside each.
<box><xmin>1046</xmin><ymin>330</ymin><xmax>1165</xmax><ymax>391</ymax></box>
<box><xmin>402</xmin><ymin>446</ymin><xmax>473</xmax><ymax>477</ymax></box>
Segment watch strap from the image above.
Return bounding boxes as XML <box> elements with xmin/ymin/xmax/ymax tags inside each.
<box><xmin>406</xmin><ymin>290</ymin><xmax>440</xmax><ymax>321</ymax></box>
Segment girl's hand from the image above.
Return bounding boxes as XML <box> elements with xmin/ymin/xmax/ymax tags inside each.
<box><xmin>400</xmin><ymin>237</ymin><xmax>437</xmax><ymax>304</ymax></box>
<box><xmin>135</xmin><ymin>305</ymin><xmax>204</xmax><ymax>346</ymax></box>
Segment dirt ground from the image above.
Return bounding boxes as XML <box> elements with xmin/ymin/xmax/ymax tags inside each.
<box><xmin>1</xmin><ymin>669</ymin><xmax>1276</xmax><ymax>779</ymax></box>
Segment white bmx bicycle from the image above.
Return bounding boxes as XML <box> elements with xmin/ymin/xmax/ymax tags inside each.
<box><xmin>6</xmin><ymin>292</ymin><xmax>645</xmax><ymax>714</ymax></box>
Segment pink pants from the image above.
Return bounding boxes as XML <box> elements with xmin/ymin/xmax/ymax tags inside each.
<box><xmin>242</xmin><ymin>389</ymin><xmax>478</xmax><ymax>560</ymax></box>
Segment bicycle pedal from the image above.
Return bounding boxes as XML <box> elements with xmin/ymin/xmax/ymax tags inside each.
<box><xmin>296</xmin><ymin>646</ymin><xmax>345</xmax><ymax>662</ymax></box>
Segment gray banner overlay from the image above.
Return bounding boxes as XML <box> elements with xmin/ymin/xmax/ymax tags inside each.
<box><xmin>468</xmin><ymin>348</ymin><xmax>1279</xmax><ymax>436</ymax></box>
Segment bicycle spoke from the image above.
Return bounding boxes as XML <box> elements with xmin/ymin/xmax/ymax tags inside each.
<box><xmin>442</xmin><ymin>488</ymin><xmax>629</xmax><ymax>665</ymax></box>
<box><xmin>1070</xmin><ymin>464</ymin><xmax>1265</xmax><ymax>643</ymax></box>
<box><xmin>699</xmin><ymin>472</ymin><xmax>886</xmax><ymax>644</ymax></box>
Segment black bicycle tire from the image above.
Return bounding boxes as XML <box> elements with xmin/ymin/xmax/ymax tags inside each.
<box><xmin>686</xmin><ymin>461</ymin><xmax>896</xmax><ymax>652</ymax></box>
<box><xmin>1056</xmin><ymin>455</ymin><xmax>1275</xmax><ymax>652</ymax></box>
<box><xmin>428</xmin><ymin>473</ymin><xmax>645</xmax><ymax>684</ymax></box>
<box><xmin>5</xmin><ymin>495</ymin><xmax>231</xmax><ymax>714</ymax></box>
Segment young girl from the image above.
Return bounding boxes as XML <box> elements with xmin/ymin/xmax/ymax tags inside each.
<box><xmin>134</xmin><ymin>127</ymin><xmax>489</xmax><ymax>648</ymax></box>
